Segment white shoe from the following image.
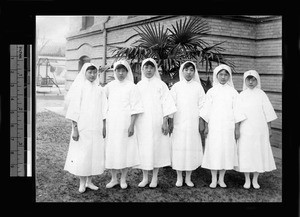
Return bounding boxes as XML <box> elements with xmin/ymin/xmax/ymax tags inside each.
<box><xmin>209</xmin><ymin>181</ymin><xmax>217</xmax><ymax>188</ymax></box>
<box><xmin>138</xmin><ymin>179</ymin><xmax>148</xmax><ymax>188</ymax></box>
<box><xmin>79</xmin><ymin>185</ymin><xmax>86</xmax><ymax>193</ymax></box>
<box><xmin>149</xmin><ymin>179</ymin><xmax>158</xmax><ymax>188</ymax></box>
<box><xmin>175</xmin><ymin>179</ymin><xmax>183</xmax><ymax>187</ymax></box>
<box><xmin>185</xmin><ymin>179</ymin><xmax>194</xmax><ymax>187</ymax></box>
<box><xmin>252</xmin><ymin>181</ymin><xmax>260</xmax><ymax>189</ymax></box>
<box><xmin>218</xmin><ymin>180</ymin><xmax>227</xmax><ymax>188</ymax></box>
<box><xmin>120</xmin><ymin>181</ymin><xmax>128</xmax><ymax>189</ymax></box>
<box><xmin>86</xmin><ymin>182</ymin><xmax>99</xmax><ymax>190</ymax></box>
<box><xmin>106</xmin><ymin>180</ymin><xmax>118</xmax><ymax>188</ymax></box>
<box><xmin>243</xmin><ymin>181</ymin><xmax>251</xmax><ymax>189</ymax></box>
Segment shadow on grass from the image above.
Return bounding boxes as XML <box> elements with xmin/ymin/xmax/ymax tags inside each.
<box><xmin>36</xmin><ymin>111</ymin><xmax>282</xmax><ymax>203</ymax></box>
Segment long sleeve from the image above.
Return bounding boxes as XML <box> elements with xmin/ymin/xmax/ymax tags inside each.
<box><xmin>130</xmin><ymin>85</ymin><xmax>144</xmax><ymax>115</ymax></box>
<box><xmin>233</xmin><ymin>91</ymin><xmax>247</xmax><ymax>123</ymax></box>
<box><xmin>161</xmin><ymin>82</ymin><xmax>177</xmax><ymax>117</ymax></box>
<box><xmin>168</xmin><ymin>84</ymin><xmax>178</xmax><ymax>119</ymax></box>
<box><xmin>199</xmin><ymin>89</ymin><xmax>212</xmax><ymax>123</ymax></box>
<box><xmin>198</xmin><ymin>85</ymin><xmax>206</xmax><ymax>117</ymax></box>
<box><xmin>262</xmin><ymin>91</ymin><xmax>277</xmax><ymax>122</ymax></box>
<box><xmin>102</xmin><ymin>84</ymin><xmax>109</xmax><ymax>118</ymax></box>
<box><xmin>65</xmin><ymin>89</ymin><xmax>81</xmax><ymax>122</ymax></box>
<box><xmin>170</xmin><ymin>84</ymin><xmax>177</xmax><ymax>106</ymax></box>
<box><xmin>101</xmin><ymin>87</ymin><xmax>108</xmax><ymax>120</ymax></box>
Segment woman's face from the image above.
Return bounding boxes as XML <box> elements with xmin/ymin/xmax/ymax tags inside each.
<box><xmin>217</xmin><ymin>69</ymin><xmax>230</xmax><ymax>85</ymax></box>
<box><xmin>183</xmin><ymin>65</ymin><xmax>195</xmax><ymax>81</ymax></box>
<box><xmin>245</xmin><ymin>76</ymin><xmax>258</xmax><ymax>89</ymax></box>
<box><xmin>143</xmin><ymin>64</ymin><xmax>156</xmax><ymax>78</ymax></box>
<box><xmin>85</xmin><ymin>69</ymin><xmax>97</xmax><ymax>82</ymax></box>
<box><xmin>115</xmin><ymin>67</ymin><xmax>128</xmax><ymax>81</ymax></box>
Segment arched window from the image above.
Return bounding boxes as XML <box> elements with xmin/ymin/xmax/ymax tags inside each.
<box><xmin>81</xmin><ymin>16</ymin><xmax>94</xmax><ymax>30</ymax></box>
<box><xmin>78</xmin><ymin>56</ymin><xmax>91</xmax><ymax>72</ymax></box>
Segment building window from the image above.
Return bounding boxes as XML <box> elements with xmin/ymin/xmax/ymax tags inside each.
<box><xmin>81</xmin><ymin>16</ymin><xmax>94</xmax><ymax>30</ymax></box>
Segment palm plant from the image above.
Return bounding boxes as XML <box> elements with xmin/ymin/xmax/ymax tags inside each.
<box><xmin>109</xmin><ymin>16</ymin><xmax>235</xmax><ymax>91</ymax></box>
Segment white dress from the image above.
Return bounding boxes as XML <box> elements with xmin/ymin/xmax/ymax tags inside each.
<box><xmin>64</xmin><ymin>80</ymin><xmax>107</xmax><ymax>176</ymax></box>
<box><xmin>235</xmin><ymin>88</ymin><xmax>277</xmax><ymax>172</ymax></box>
<box><xmin>104</xmin><ymin>80</ymin><xmax>143</xmax><ymax>169</ymax></box>
<box><xmin>200</xmin><ymin>83</ymin><xmax>245</xmax><ymax>170</ymax></box>
<box><xmin>135</xmin><ymin>76</ymin><xmax>177</xmax><ymax>170</ymax></box>
<box><xmin>170</xmin><ymin>80</ymin><xmax>205</xmax><ymax>171</ymax></box>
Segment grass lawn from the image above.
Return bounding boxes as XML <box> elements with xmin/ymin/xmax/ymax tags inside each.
<box><xmin>36</xmin><ymin>111</ymin><xmax>282</xmax><ymax>203</ymax></box>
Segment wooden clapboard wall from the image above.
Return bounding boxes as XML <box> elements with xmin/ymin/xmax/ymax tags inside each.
<box><xmin>66</xmin><ymin>15</ymin><xmax>282</xmax><ymax>149</ymax></box>
<box><xmin>197</xmin><ymin>16</ymin><xmax>282</xmax><ymax>149</ymax></box>
<box><xmin>104</xmin><ymin>15</ymin><xmax>282</xmax><ymax>149</ymax></box>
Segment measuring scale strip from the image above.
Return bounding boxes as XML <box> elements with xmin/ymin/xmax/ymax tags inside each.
<box><xmin>27</xmin><ymin>44</ymin><xmax>32</xmax><ymax>177</ymax></box>
<box><xmin>10</xmin><ymin>44</ymin><xmax>32</xmax><ymax>177</ymax></box>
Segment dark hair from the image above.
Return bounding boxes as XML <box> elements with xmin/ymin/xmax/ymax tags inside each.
<box><xmin>183</xmin><ymin>62</ymin><xmax>195</xmax><ymax>71</ymax></box>
<box><xmin>143</xmin><ymin>60</ymin><xmax>155</xmax><ymax>68</ymax></box>
<box><xmin>115</xmin><ymin>64</ymin><xmax>128</xmax><ymax>72</ymax></box>
<box><xmin>86</xmin><ymin>65</ymin><xmax>97</xmax><ymax>71</ymax></box>
<box><xmin>246</xmin><ymin>75</ymin><xmax>256</xmax><ymax>80</ymax></box>
<box><xmin>217</xmin><ymin>69</ymin><xmax>229</xmax><ymax>75</ymax></box>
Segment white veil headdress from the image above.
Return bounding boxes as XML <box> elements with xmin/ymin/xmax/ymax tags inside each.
<box><xmin>141</xmin><ymin>58</ymin><xmax>161</xmax><ymax>80</ymax></box>
<box><xmin>212</xmin><ymin>64</ymin><xmax>234</xmax><ymax>88</ymax></box>
<box><xmin>64</xmin><ymin>62</ymin><xmax>97</xmax><ymax>112</ymax></box>
<box><xmin>242</xmin><ymin>70</ymin><xmax>261</xmax><ymax>90</ymax></box>
<box><xmin>179</xmin><ymin>61</ymin><xmax>201</xmax><ymax>83</ymax></box>
<box><xmin>113</xmin><ymin>60</ymin><xmax>134</xmax><ymax>82</ymax></box>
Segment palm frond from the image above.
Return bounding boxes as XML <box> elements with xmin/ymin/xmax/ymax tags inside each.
<box><xmin>168</xmin><ymin>17</ymin><xmax>210</xmax><ymax>39</ymax></box>
<box><xmin>194</xmin><ymin>41</ymin><xmax>236</xmax><ymax>73</ymax></box>
<box><xmin>108</xmin><ymin>45</ymin><xmax>149</xmax><ymax>62</ymax></box>
<box><xmin>168</xmin><ymin>16</ymin><xmax>210</xmax><ymax>56</ymax></box>
<box><xmin>134</xmin><ymin>22</ymin><xmax>169</xmax><ymax>47</ymax></box>
<box><xmin>108</xmin><ymin>16</ymin><xmax>235</xmax><ymax>89</ymax></box>
<box><xmin>133</xmin><ymin>21</ymin><xmax>171</xmax><ymax>60</ymax></box>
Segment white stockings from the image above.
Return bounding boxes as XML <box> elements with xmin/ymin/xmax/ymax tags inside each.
<box><xmin>79</xmin><ymin>176</ymin><xmax>98</xmax><ymax>193</ymax></box>
<box><xmin>79</xmin><ymin>176</ymin><xmax>87</xmax><ymax>193</ymax></box>
<box><xmin>86</xmin><ymin>176</ymin><xmax>99</xmax><ymax>190</ymax></box>
<box><xmin>210</xmin><ymin>170</ymin><xmax>227</xmax><ymax>188</ymax></box>
<box><xmin>106</xmin><ymin>168</ymin><xmax>129</xmax><ymax>189</ymax></box>
<box><xmin>252</xmin><ymin>172</ymin><xmax>260</xmax><ymax>189</ymax></box>
<box><xmin>106</xmin><ymin>169</ymin><xmax>118</xmax><ymax>188</ymax></box>
<box><xmin>176</xmin><ymin>170</ymin><xmax>194</xmax><ymax>187</ymax></box>
<box><xmin>243</xmin><ymin>172</ymin><xmax>260</xmax><ymax>189</ymax></box>
<box><xmin>120</xmin><ymin>168</ymin><xmax>129</xmax><ymax>189</ymax></box>
<box><xmin>149</xmin><ymin>168</ymin><xmax>159</xmax><ymax>188</ymax></box>
<box><xmin>176</xmin><ymin>170</ymin><xmax>183</xmax><ymax>187</ymax></box>
<box><xmin>138</xmin><ymin>168</ymin><xmax>159</xmax><ymax>188</ymax></box>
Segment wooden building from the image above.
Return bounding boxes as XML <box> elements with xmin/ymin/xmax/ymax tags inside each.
<box><xmin>65</xmin><ymin>15</ymin><xmax>282</xmax><ymax>150</ymax></box>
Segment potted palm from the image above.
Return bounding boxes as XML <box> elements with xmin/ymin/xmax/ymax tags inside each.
<box><xmin>109</xmin><ymin>16</ymin><xmax>235</xmax><ymax>92</ymax></box>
